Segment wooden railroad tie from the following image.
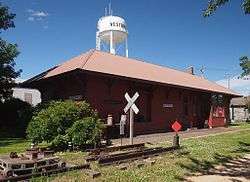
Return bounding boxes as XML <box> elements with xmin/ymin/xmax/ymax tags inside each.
<box><xmin>87</xmin><ymin>143</ymin><xmax>145</xmax><ymax>156</ymax></box>
<box><xmin>0</xmin><ymin>163</ymin><xmax>90</xmax><ymax>182</ymax></box>
<box><xmin>117</xmin><ymin>164</ymin><xmax>128</xmax><ymax>170</ymax></box>
<box><xmin>98</xmin><ymin>146</ymin><xmax>178</xmax><ymax>166</ymax></box>
<box><xmin>144</xmin><ymin>159</ymin><xmax>156</xmax><ymax>166</ymax></box>
<box><xmin>85</xmin><ymin>169</ymin><xmax>101</xmax><ymax>179</ymax></box>
<box><xmin>136</xmin><ymin>162</ymin><xmax>145</xmax><ymax>168</ymax></box>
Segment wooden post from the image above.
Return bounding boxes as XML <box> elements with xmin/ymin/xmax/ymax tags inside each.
<box><xmin>129</xmin><ymin>107</ymin><xmax>134</xmax><ymax>145</ymax></box>
<box><xmin>173</xmin><ymin>133</ymin><xmax>180</xmax><ymax>148</ymax></box>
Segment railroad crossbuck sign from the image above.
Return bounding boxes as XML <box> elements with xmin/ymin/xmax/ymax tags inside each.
<box><xmin>124</xmin><ymin>92</ymin><xmax>139</xmax><ymax>114</ymax></box>
<box><xmin>123</xmin><ymin>92</ymin><xmax>139</xmax><ymax>145</ymax></box>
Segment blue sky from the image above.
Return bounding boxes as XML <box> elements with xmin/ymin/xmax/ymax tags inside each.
<box><xmin>1</xmin><ymin>0</ymin><xmax>250</xmax><ymax>94</ymax></box>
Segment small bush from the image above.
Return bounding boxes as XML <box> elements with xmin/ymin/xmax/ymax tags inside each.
<box><xmin>26</xmin><ymin>100</ymin><xmax>104</xmax><ymax>149</ymax></box>
<box><xmin>67</xmin><ymin>117</ymin><xmax>104</xmax><ymax>147</ymax></box>
<box><xmin>51</xmin><ymin>135</ymin><xmax>69</xmax><ymax>151</ymax></box>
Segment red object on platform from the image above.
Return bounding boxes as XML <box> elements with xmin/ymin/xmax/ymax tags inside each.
<box><xmin>172</xmin><ymin>121</ymin><xmax>182</xmax><ymax>132</ymax></box>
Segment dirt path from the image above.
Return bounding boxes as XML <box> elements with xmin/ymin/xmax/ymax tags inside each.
<box><xmin>185</xmin><ymin>154</ymin><xmax>250</xmax><ymax>182</ymax></box>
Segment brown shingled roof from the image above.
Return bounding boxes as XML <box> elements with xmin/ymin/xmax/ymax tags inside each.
<box><xmin>34</xmin><ymin>49</ymin><xmax>240</xmax><ymax>96</ymax></box>
<box><xmin>231</xmin><ymin>96</ymin><xmax>250</xmax><ymax>106</ymax></box>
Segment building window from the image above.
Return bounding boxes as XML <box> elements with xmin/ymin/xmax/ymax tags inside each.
<box><xmin>192</xmin><ymin>96</ymin><xmax>197</xmax><ymax>116</ymax></box>
<box><xmin>135</xmin><ymin>114</ymin><xmax>146</xmax><ymax>123</ymax></box>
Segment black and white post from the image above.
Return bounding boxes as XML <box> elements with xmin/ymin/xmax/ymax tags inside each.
<box><xmin>124</xmin><ymin>92</ymin><xmax>139</xmax><ymax>145</ymax></box>
<box><xmin>120</xmin><ymin>115</ymin><xmax>126</xmax><ymax>146</ymax></box>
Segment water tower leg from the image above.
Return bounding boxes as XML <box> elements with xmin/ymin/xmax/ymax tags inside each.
<box><xmin>125</xmin><ymin>38</ymin><xmax>129</xmax><ymax>57</ymax></box>
<box><xmin>96</xmin><ymin>32</ymin><xmax>100</xmax><ymax>50</ymax></box>
<box><xmin>110</xmin><ymin>31</ymin><xmax>115</xmax><ymax>54</ymax></box>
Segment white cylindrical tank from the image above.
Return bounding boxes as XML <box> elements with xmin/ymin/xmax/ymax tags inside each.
<box><xmin>97</xmin><ymin>15</ymin><xmax>128</xmax><ymax>44</ymax></box>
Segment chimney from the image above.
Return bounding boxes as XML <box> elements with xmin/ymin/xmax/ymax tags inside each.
<box><xmin>186</xmin><ymin>66</ymin><xmax>194</xmax><ymax>75</ymax></box>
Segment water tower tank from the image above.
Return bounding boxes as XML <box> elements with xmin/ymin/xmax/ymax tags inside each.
<box><xmin>96</xmin><ymin>15</ymin><xmax>128</xmax><ymax>57</ymax></box>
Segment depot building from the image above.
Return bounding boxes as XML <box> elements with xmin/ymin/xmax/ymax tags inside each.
<box><xmin>23</xmin><ymin>49</ymin><xmax>240</xmax><ymax>137</ymax></box>
<box><xmin>22</xmin><ymin>11</ymin><xmax>240</xmax><ymax>137</ymax></box>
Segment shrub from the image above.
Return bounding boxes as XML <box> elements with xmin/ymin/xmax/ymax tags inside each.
<box><xmin>67</xmin><ymin>117</ymin><xmax>104</xmax><ymax>147</ymax></box>
<box><xmin>26</xmin><ymin>100</ymin><xmax>103</xmax><ymax>149</ymax></box>
<box><xmin>51</xmin><ymin>134</ymin><xmax>69</xmax><ymax>151</ymax></box>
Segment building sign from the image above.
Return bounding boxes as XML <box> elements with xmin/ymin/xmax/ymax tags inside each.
<box><xmin>163</xmin><ymin>103</ymin><xmax>174</xmax><ymax>108</ymax></box>
<box><xmin>69</xmin><ymin>95</ymin><xmax>83</xmax><ymax>101</ymax></box>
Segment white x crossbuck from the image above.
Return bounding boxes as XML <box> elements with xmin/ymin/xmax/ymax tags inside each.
<box><xmin>123</xmin><ymin>92</ymin><xmax>139</xmax><ymax>114</ymax></box>
<box><xmin>123</xmin><ymin>92</ymin><xmax>140</xmax><ymax>145</ymax></box>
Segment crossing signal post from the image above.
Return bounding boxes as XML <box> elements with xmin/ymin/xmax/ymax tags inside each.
<box><xmin>123</xmin><ymin>92</ymin><xmax>139</xmax><ymax>145</ymax></box>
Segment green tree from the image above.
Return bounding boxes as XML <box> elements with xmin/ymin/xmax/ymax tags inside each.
<box><xmin>239</xmin><ymin>56</ymin><xmax>250</xmax><ymax>77</ymax></box>
<box><xmin>204</xmin><ymin>1</ymin><xmax>250</xmax><ymax>77</ymax></box>
<box><xmin>204</xmin><ymin>0</ymin><xmax>250</xmax><ymax>17</ymax></box>
<box><xmin>0</xmin><ymin>3</ymin><xmax>21</xmax><ymax>101</ymax></box>
<box><xmin>0</xmin><ymin>98</ymin><xmax>33</xmax><ymax>137</ymax></box>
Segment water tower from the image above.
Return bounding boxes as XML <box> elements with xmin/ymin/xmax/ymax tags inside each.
<box><xmin>96</xmin><ymin>5</ymin><xmax>128</xmax><ymax>57</ymax></box>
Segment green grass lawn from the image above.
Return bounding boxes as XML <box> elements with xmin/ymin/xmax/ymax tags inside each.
<box><xmin>0</xmin><ymin>138</ymin><xmax>30</xmax><ymax>154</ymax></box>
<box><xmin>0</xmin><ymin>138</ymin><xmax>49</xmax><ymax>155</ymax></box>
<box><xmin>1</xmin><ymin>123</ymin><xmax>250</xmax><ymax>182</ymax></box>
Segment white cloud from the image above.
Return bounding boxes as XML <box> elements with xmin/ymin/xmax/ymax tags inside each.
<box><xmin>27</xmin><ymin>9</ymin><xmax>34</xmax><ymax>13</ymax></box>
<box><xmin>32</xmin><ymin>11</ymin><xmax>49</xmax><ymax>17</ymax></box>
<box><xmin>27</xmin><ymin>9</ymin><xmax>49</xmax><ymax>22</ymax></box>
<box><xmin>216</xmin><ymin>75</ymin><xmax>250</xmax><ymax>96</ymax></box>
<box><xmin>28</xmin><ymin>17</ymin><xmax>35</xmax><ymax>21</ymax></box>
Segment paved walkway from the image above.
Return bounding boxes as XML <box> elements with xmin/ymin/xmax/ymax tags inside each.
<box><xmin>185</xmin><ymin>154</ymin><xmax>250</xmax><ymax>182</ymax></box>
<box><xmin>112</xmin><ymin>127</ymin><xmax>249</xmax><ymax>146</ymax></box>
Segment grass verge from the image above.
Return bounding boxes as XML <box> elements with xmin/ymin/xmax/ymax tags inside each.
<box><xmin>1</xmin><ymin>123</ymin><xmax>250</xmax><ymax>182</ymax></box>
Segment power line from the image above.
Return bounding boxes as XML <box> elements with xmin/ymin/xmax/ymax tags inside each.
<box><xmin>205</xmin><ymin>67</ymin><xmax>240</xmax><ymax>72</ymax></box>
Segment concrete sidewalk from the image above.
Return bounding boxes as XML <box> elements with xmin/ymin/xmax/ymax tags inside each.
<box><xmin>185</xmin><ymin>154</ymin><xmax>250</xmax><ymax>182</ymax></box>
<box><xmin>111</xmin><ymin>127</ymin><xmax>248</xmax><ymax>146</ymax></box>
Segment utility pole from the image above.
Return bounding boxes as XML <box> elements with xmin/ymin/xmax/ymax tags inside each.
<box><xmin>225</xmin><ymin>73</ymin><xmax>232</xmax><ymax>89</ymax></box>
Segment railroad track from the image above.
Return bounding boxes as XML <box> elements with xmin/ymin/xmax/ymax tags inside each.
<box><xmin>85</xmin><ymin>144</ymin><xmax>179</xmax><ymax>166</ymax></box>
<box><xmin>87</xmin><ymin>143</ymin><xmax>145</xmax><ymax>155</ymax></box>
<box><xmin>98</xmin><ymin>146</ymin><xmax>178</xmax><ymax>166</ymax></box>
